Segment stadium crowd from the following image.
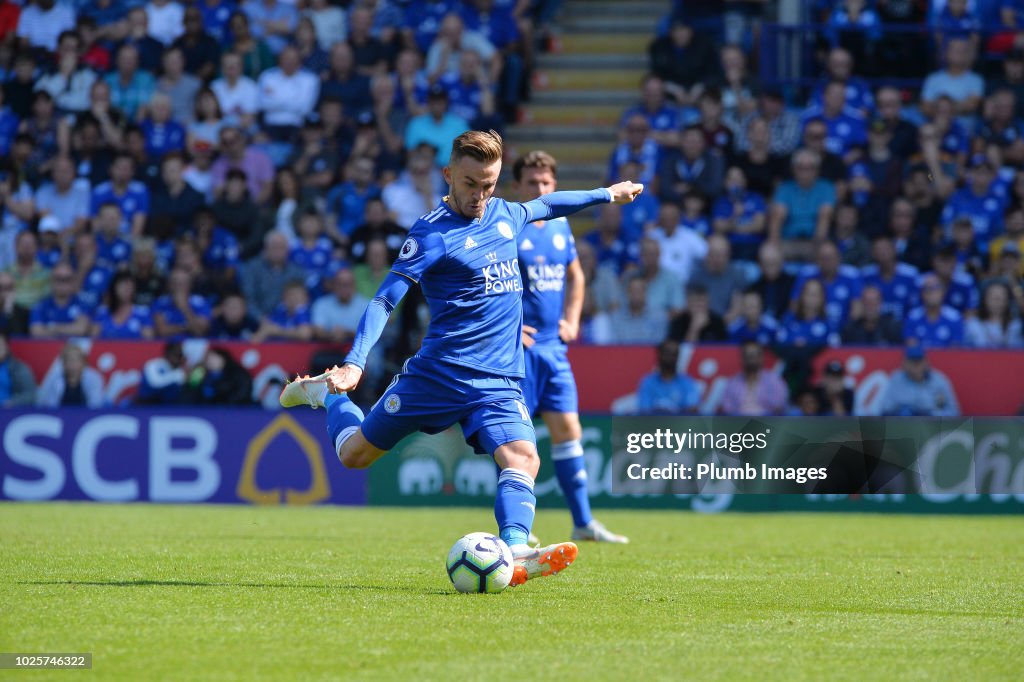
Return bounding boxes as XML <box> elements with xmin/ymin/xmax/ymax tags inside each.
<box><xmin>0</xmin><ymin>0</ymin><xmax>1022</xmax><ymax>416</ymax></box>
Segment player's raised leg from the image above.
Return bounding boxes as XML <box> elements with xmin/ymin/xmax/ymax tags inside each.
<box><xmin>493</xmin><ymin>438</ymin><xmax>578</xmax><ymax>586</ymax></box>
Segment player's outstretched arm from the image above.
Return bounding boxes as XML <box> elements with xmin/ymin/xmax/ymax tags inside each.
<box><xmin>330</xmin><ymin>272</ymin><xmax>411</xmax><ymax>392</ymax></box>
<box><xmin>523</xmin><ymin>181</ymin><xmax>644</xmax><ymax>222</ymax></box>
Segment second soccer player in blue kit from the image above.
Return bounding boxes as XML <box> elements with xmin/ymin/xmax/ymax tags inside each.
<box><xmin>280</xmin><ymin>130</ymin><xmax>642</xmax><ymax>586</ymax></box>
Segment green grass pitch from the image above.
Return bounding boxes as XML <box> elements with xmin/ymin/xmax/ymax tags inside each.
<box><xmin>2</xmin><ymin>503</ymin><xmax>1022</xmax><ymax>681</ymax></box>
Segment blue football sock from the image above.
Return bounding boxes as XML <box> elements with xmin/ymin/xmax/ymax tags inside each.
<box><xmin>495</xmin><ymin>467</ymin><xmax>535</xmax><ymax>548</ymax></box>
<box><xmin>325</xmin><ymin>393</ymin><xmax>364</xmax><ymax>456</ymax></box>
<box><xmin>552</xmin><ymin>440</ymin><xmax>592</xmax><ymax>528</ymax></box>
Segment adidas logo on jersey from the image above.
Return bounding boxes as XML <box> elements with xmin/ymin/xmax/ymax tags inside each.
<box><xmin>464</xmin><ymin>236</ymin><xmax>477</xmax><ymax>249</ymax></box>
<box><xmin>520</xmin><ymin>239</ymin><xmax>534</xmax><ymax>250</ymax></box>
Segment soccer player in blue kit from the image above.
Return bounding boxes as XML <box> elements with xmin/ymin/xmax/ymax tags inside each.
<box><xmin>513</xmin><ymin>151</ymin><xmax>629</xmax><ymax>544</ymax></box>
<box><xmin>280</xmin><ymin>130</ymin><xmax>643</xmax><ymax>586</ymax></box>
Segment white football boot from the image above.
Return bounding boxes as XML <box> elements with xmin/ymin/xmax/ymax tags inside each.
<box><xmin>509</xmin><ymin>542</ymin><xmax>578</xmax><ymax>586</ymax></box>
<box><xmin>572</xmin><ymin>519</ymin><xmax>629</xmax><ymax>544</ymax></box>
<box><xmin>279</xmin><ymin>369</ymin><xmax>334</xmax><ymax>409</ymax></box>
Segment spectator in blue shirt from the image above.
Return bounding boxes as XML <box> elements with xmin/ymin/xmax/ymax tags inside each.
<box><xmin>90</xmin><ymin>271</ymin><xmax>154</xmax><ymax>339</ymax></box>
<box><xmin>620</xmin><ymin>74</ymin><xmax>685</xmax><ymax>148</ymax></box>
<box><xmin>29</xmin><ymin>263</ymin><xmax>91</xmax><ymax>338</ymax></box>
<box><xmin>404</xmin><ymin>85</ymin><xmax>469</xmax><ymax>166</ymax></box>
<box><xmin>91</xmin><ymin>153</ymin><xmax>150</xmax><ymax>236</ymax></box>
<box><xmin>92</xmin><ymin>202</ymin><xmax>133</xmax><ymax>271</ymax></box>
<box><xmin>861</xmin><ymin>235</ymin><xmax>920</xmax><ymax>319</ymax></box>
<box><xmin>290</xmin><ymin>208</ymin><xmax>338</xmax><ymax>293</ymax></box>
<box><xmin>880</xmin><ymin>346</ymin><xmax>960</xmax><ymax>416</ymax></box>
<box><xmin>826</xmin><ymin>0</ymin><xmax>882</xmax><ymax>55</ymax></box>
<box><xmin>198</xmin><ymin>0</ymin><xmax>237</xmax><ymax>44</ymax></box>
<box><xmin>777</xmin><ymin>278</ymin><xmax>841</xmax><ymax>348</ymax></box>
<box><xmin>636</xmin><ymin>339</ymin><xmax>702</xmax><ymax>415</ymax></box>
<box><xmin>801</xmin><ymin>81</ymin><xmax>867</xmax><ymax>162</ymax></box>
<box><xmin>768</xmin><ymin>149</ymin><xmax>836</xmax><ymax>261</ymax></box>
<box><xmin>436</xmin><ymin>49</ymin><xmax>499</xmax><ymax>131</ymax></box>
<box><xmin>792</xmin><ymin>241</ymin><xmax>864</xmax><ymax>328</ymax></box>
<box><xmin>584</xmin><ymin>203</ymin><xmax>637</xmax><ymax>275</ymax></box>
<box><xmin>904</xmin><ymin>273</ymin><xmax>965</xmax><ymax>348</ymax></box>
<box><xmin>935</xmin><ymin>0</ymin><xmax>980</xmax><ymax>50</ymax></box>
<box><xmin>0</xmin><ymin>88</ymin><xmax>19</xmax><ymax>156</ymax></box>
<box><xmin>153</xmin><ymin>268</ymin><xmax>213</xmax><ymax>339</ymax></box>
<box><xmin>811</xmin><ymin>47</ymin><xmax>874</xmax><ymax>117</ymax></box>
<box><xmin>242</xmin><ymin>0</ymin><xmax>298</xmax><ymax>55</ymax></box>
<box><xmin>728</xmin><ymin>289</ymin><xmax>779</xmax><ymax>346</ymax></box>
<box><xmin>327</xmin><ymin>156</ymin><xmax>382</xmax><ymax>238</ymax></box>
<box><xmin>941</xmin><ymin>157</ymin><xmax>1007</xmax><ymax>251</ymax></box>
<box><xmin>70</xmin><ymin>233</ymin><xmax>113</xmax><ymax>312</ymax></box>
<box><xmin>657</xmin><ymin>124</ymin><xmax>725</xmax><ymax>203</ymax></box>
<box><xmin>712</xmin><ymin>166</ymin><xmax>767</xmax><ymax>261</ymax></box>
<box><xmin>252</xmin><ymin>279</ymin><xmax>313</xmax><ymax>342</ymax></box>
<box><xmin>608</xmin><ymin>113</ymin><xmax>661</xmax><ymax>186</ymax></box>
<box><xmin>104</xmin><ymin>42</ymin><xmax>156</xmax><ymax>120</ymax></box>
<box><xmin>928</xmin><ymin>242</ymin><xmax>980</xmax><ymax>313</ymax></box>
<box><xmin>140</xmin><ymin>92</ymin><xmax>186</xmax><ymax>160</ymax></box>
<box><xmin>617</xmin><ymin>159</ymin><xmax>660</xmax><ymax>244</ymax></box>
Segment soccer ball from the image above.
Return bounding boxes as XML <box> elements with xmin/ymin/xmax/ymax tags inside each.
<box><xmin>445</xmin><ymin>532</ymin><xmax>514</xmax><ymax>593</ymax></box>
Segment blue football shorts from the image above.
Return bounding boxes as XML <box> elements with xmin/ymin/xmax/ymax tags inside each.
<box><xmin>360</xmin><ymin>355</ymin><xmax>536</xmax><ymax>455</ymax></box>
<box><xmin>520</xmin><ymin>345</ymin><xmax>579</xmax><ymax>417</ymax></box>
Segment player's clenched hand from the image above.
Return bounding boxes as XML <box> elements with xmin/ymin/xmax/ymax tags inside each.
<box><xmin>558</xmin><ymin>319</ymin><xmax>579</xmax><ymax>343</ymax></box>
<box><xmin>607</xmin><ymin>181</ymin><xmax>644</xmax><ymax>204</ymax></box>
<box><xmin>327</xmin><ymin>363</ymin><xmax>363</xmax><ymax>393</ymax></box>
<box><xmin>521</xmin><ymin>324</ymin><xmax>538</xmax><ymax>349</ymax></box>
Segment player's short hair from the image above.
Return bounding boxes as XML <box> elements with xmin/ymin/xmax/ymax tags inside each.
<box><xmin>512</xmin><ymin>150</ymin><xmax>558</xmax><ymax>182</ymax></box>
<box><xmin>450</xmin><ymin>129</ymin><xmax>503</xmax><ymax>166</ymax></box>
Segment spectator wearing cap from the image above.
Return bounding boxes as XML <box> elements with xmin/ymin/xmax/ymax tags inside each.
<box><xmin>15</xmin><ymin>0</ymin><xmax>76</xmax><ymax>52</ymax></box>
<box><xmin>591</xmin><ymin>275</ymin><xmax>667</xmax><ymax>345</ymax></box>
<box><xmin>941</xmin><ymin>157</ymin><xmax>1007</xmax><ymax>253</ymax></box>
<box><xmin>777</xmin><ymin>278</ymin><xmax>840</xmax><ymax>348</ymax></box>
<box><xmin>210</xmin><ymin>127</ymin><xmax>274</xmax><ymax>204</ymax></box>
<box><xmin>874</xmin><ymin>86</ymin><xmax>919</xmax><ymax>161</ymax></box>
<box><xmin>35</xmin><ymin>156</ymin><xmax>90</xmax><ymax>235</ymax></box>
<box><xmin>0</xmin><ymin>331</ymin><xmax>37</xmax><ymax>406</ymax></box>
<box><xmin>800</xmin><ymin>81</ymin><xmax>867</xmax><ymax>164</ymax></box>
<box><xmin>36</xmin><ymin>215</ymin><xmax>65</xmax><ymax>268</ymax></box>
<box><xmin>791</xmin><ymin>241</ymin><xmax>864</xmax><ymax>329</ymax></box>
<box><xmin>719</xmin><ymin>341</ymin><xmax>788</xmax><ymax>417</ymax></box>
<box><xmin>989</xmin><ymin>206</ymin><xmax>1024</xmax><ymax>278</ymax></box>
<box><xmin>241</xmin><ymin>230</ymin><xmax>308</xmax><ymax>318</ymax></box>
<box><xmin>648</xmin><ymin>202</ymin><xmax>706</xmax><ymax>286</ymax></box>
<box><xmin>252</xmin><ymin>279</ymin><xmax>313</xmax><ymax>342</ymax></box>
<box><xmin>904</xmin><ymin>273</ymin><xmax>964</xmax><ymax>348</ymax></box>
<box><xmin>648</xmin><ymin>18</ymin><xmax>718</xmax><ymax>107</ymax></box>
<box><xmin>728</xmin><ymin>288</ymin><xmax>779</xmax><ymax>346</ymax></box>
<box><xmin>636</xmin><ymin>339</ymin><xmax>701</xmax><ymax>415</ymax></box>
<box><xmin>173</xmin><ymin>6</ymin><xmax>221</xmax><ymax>82</ymax></box>
<box><xmin>750</xmin><ymin>241</ymin><xmax>795</xmax><ymax>319</ymax></box>
<box><xmin>620</xmin><ymin>75</ymin><xmax>686</xmax><ymax>149</ymax></box>
<box><xmin>29</xmin><ymin>262</ymin><xmax>90</xmax><ymax>338</ymax></box>
<box><xmin>0</xmin><ymin>271</ymin><xmax>30</xmax><ymax>336</ymax></box>
<box><xmin>657</xmin><ymin>124</ymin><xmax>724</xmax><ymax>204</ymax></box>
<box><xmin>311</xmin><ymin>267</ymin><xmax>367</xmax><ymax>344</ymax></box>
<box><xmin>258</xmin><ymin>46</ymin><xmax>320</xmax><ymax>141</ymax></box>
<box><xmin>880</xmin><ymin>346</ymin><xmax>960</xmax><ymax>417</ymax></box>
<box><xmin>768</xmin><ymin>149</ymin><xmax>835</xmax><ymax>262</ymax></box>
<box><xmin>243</xmin><ymin>0</ymin><xmax>298</xmax><ymax>55</ymax></box>
<box><xmin>404</xmin><ymin>85</ymin><xmax>469</xmax><ymax>166</ymax></box>
<box><xmin>153</xmin><ymin>268</ymin><xmax>212</xmax><ymax>339</ymax></box>
<box><xmin>815</xmin><ymin>360</ymin><xmax>855</xmax><ymax>417</ymax></box>
<box><xmin>965</xmin><ymin>280</ymin><xmax>1023</xmax><ymax>348</ymax></box>
<box><xmin>841</xmin><ymin>284</ymin><xmax>903</xmax><ymax>346</ymax></box>
<box><xmin>668</xmin><ymin>283</ymin><xmax>727</xmax><ymax>344</ymax></box>
<box><xmin>921</xmin><ymin>38</ymin><xmax>983</xmax><ymax>120</ymax></box>
<box><xmin>211</xmin><ymin>52</ymin><xmax>260</xmax><ymax>130</ymax></box>
<box><xmin>927</xmin><ymin>242</ymin><xmax>979</xmax><ymax>314</ymax></box>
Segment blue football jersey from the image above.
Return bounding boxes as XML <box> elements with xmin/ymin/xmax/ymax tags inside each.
<box><xmin>391</xmin><ymin>198</ymin><xmax>534</xmax><ymax>377</ymax></box>
<box><xmin>518</xmin><ymin>216</ymin><xmax>577</xmax><ymax>349</ymax></box>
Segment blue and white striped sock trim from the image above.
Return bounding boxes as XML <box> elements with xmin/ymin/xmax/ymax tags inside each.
<box><xmin>334</xmin><ymin>426</ymin><xmax>359</xmax><ymax>457</ymax></box>
<box><xmin>498</xmin><ymin>467</ymin><xmax>535</xmax><ymax>490</ymax></box>
<box><xmin>551</xmin><ymin>439</ymin><xmax>584</xmax><ymax>461</ymax></box>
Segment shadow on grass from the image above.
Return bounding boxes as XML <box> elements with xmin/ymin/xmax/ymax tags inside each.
<box><xmin>19</xmin><ymin>579</ymin><xmax>451</xmax><ymax>595</ymax></box>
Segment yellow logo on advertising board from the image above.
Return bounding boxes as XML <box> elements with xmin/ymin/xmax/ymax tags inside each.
<box><xmin>237</xmin><ymin>413</ymin><xmax>330</xmax><ymax>505</ymax></box>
